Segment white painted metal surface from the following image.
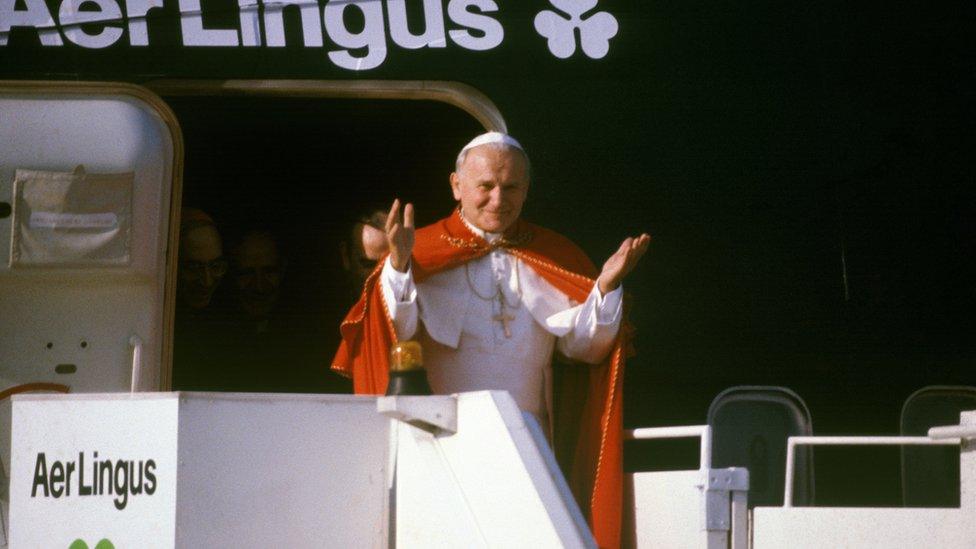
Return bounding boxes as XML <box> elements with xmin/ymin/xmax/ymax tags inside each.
<box><xmin>10</xmin><ymin>393</ymin><xmax>180</xmax><ymax>547</ymax></box>
<box><xmin>10</xmin><ymin>390</ymin><xmax>603</xmax><ymax>548</ymax></box>
<box><xmin>0</xmin><ymin>92</ymin><xmax>175</xmax><ymax>393</ymax></box>
<box><xmin>730</xmin><ymin>490</ymin><xmax>747</xmax><ymax>549</ymax></box>
<box><xmin>623</xmin><ymin>424</ymin><xmax>748</xmax><ymax>549</ymax></box>
<box><xmin>10</xmin><ymin>390</ymin><xmax>974</xmax><ymax>548</ymax></box>
<box><xmin>390</xmin><ymin>391</ymin><xmax>594</xmax><ymax>548</ymax></box>
<box><xmin>929</xmin><ymin>424</ymin><xmax>976</xmax><ymax>439</ymax></box>
<box><xmin>753</xmin><ymin>507</ymin><xmax>968</xmax><ymax>548</ymax></box>
<box><xmin>754</xmin><ymin>410</ymin><xmax>976</xmax><ymax>548</ymax></box>
<box><xmin>626</xmin><ymin>470</ymin><xmax>704</xmax><ymax>549</ymax></box>
<box><xmin>10</xmin><ymin>393</ymin><xmax>391</xmax><ymax>548</ymax></box>
<box><xmin>129</xmin><ymin>335</ymin><xmax>144</xmax><ymax>393</ymax></box>
<box><xmin>0</xmin><ymin>90</ymin><xmax>177</xmax><ymax>527</ymax></box>
<box><xmin>960</xmin><ymin>411</ymin><xmax>976</xmax><ymax>515</ymax></box>
<box><xmin>377</xmin><ymin>394</ymin><xmax>458</xmax><ymax>434</ymax></box>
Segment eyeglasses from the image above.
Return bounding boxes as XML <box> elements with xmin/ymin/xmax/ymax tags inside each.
<box><xmin>235</xmin><ymin>265</ymin><xmax>281</xmax><ymax>279</ymax></box>
<box><xmin>180</xmin><ymin>257</ymin><xmax>228</xmax><ymax>279</ymax></box>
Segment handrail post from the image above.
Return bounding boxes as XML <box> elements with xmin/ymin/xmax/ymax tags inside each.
<box><xmin>700</xmin><ymin>425</ymin><xmax>713</xmax><ymax>470</ymax></box>
<box><xmin>784</xmin><ymin>438</ymin><xmax>796</xmax><ymax>507</ymax></box>
<box><xmin>129</xmin><ymin>335</ymin><xmax>143</xmax><ymax>393</ymax></box>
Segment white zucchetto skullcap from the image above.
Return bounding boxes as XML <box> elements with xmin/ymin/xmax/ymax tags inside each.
<box><xmin>459</xmin><ymin>131</ymin><xmax>525</xmax><ymax>155</ymax></box>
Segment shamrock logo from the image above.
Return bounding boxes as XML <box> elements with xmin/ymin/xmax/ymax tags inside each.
<box><xmin>534</xmin><ymin>0</ymin><xmax>619</xmax><ymax>59</ymax></box>
<box><xmin>69</xmin><ymin>539</ymin><xmax>115</xmax><ymax>549</ymax></box>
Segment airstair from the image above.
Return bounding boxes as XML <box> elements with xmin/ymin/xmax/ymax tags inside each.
<box><xmin>4</xmin><ymin>390</ymin><xmax>974</xmax><ymax>547</ymax></box>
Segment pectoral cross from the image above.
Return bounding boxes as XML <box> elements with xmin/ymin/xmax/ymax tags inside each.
<box><xmin>493</xmin><ymin>291</ymin><xmax>515</xmax><ymax>338</ymax></box>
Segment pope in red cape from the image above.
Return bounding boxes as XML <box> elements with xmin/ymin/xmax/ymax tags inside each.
<box><xmin>332</xmin><ymin>132</ymin><xmax>649</xmax><ymax>548</ymax></box>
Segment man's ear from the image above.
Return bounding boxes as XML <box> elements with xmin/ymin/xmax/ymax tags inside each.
<box><xmin>450</xmin><ymin>172</ymin><xmax>462</xmax><ymax>201</ymax></box>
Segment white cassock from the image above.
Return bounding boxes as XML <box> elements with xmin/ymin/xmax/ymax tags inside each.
<box><xmin>380</xmin><ymin>215</ymin><xmax>623</xmax><ymax>436</ymax></box>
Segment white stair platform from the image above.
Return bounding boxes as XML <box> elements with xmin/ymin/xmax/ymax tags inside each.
<box><xmin>8</xmin><ymin>390</ymin><xmax>592</xmax><ymax>548</ymax></box>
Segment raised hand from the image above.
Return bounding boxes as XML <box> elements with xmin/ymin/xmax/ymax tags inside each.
<box><xmin>386</xmin><ymin>198</ymin><xmax>415</xmax><ymax>272</ymax></box>
<box><xmin>596</xmin><ymin>233</ymin><xmax>651</xmax><ymax>294</ymax></box>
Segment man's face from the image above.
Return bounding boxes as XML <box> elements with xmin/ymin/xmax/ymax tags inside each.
<box><xmin>450</xmin><ymin>145</ymin><xmax>529</xmax><ymax>234</ymax></box>
<box><xmin>346</xmin><ymin>220</ymin><xmax>388</xmax><ymax>285</ymax></box>
<box><xmin>178</xmin><ymin>224</ymin><xmax>225</xmax><ymax>310</ymax></box>
<box><xmin>234</xmin><ymin>234</ymin><xmax>283</xmax><ymax>319</ymax></box>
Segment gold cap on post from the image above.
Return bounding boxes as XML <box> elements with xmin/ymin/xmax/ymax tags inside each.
<box><xmin>389</xmin><ymin>340</ymin><xmax>424</xmax><ymax>372</ymax></box>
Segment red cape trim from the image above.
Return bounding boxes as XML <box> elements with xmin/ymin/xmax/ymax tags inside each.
<box><xmin>332</xmin><ymin>210</ymin><xmax>632</xmax><ymax>548</ymax></box>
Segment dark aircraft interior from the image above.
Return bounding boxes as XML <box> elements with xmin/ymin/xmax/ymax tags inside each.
<box><xmin>166</xmin><ymin>96</ymin><xmax>482</xmax><ymax>395</ymax></box>
<box><xmin>164</xmin><ymin>91</ymin><xmax>974</xmax><ymax>507</ymax></box>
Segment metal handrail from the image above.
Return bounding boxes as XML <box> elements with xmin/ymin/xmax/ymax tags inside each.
<box><xmin>783</xmin><ymin>435</ymin><xmax>961</xmax><ymax>507</ymax></box>
<box><xmin>929</xmin><ymin>425</ymin><xmax>976</xmax><ymax>440</ymax></box>
<box><xmin>625</xmin><ymin>425</ymin><xmax>713</xmax><ymax>470</ymax></box>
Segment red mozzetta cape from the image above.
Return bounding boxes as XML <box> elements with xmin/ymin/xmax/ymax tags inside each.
<box><xmin>332</xmin><ymin>210</ymin><xmax>632</xmax><ymax>549</ymax></box>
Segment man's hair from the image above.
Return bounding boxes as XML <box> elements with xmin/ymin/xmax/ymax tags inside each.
<box><xmin>454</xmin><ymin>142</ymin><xmax>532</xmax><ymax>181</ymax></box>
<box><xmin>344</xmin><ymin>207</ymin><xmax>388</xmax><ymax>250</ymax></box>
<box><xmin>180</xmin><ymin>208</ymin><xmax>224</xmax><ymax>251</ymax></box>
<box><xmin>179</xmin><ymin>208</ymin><xmax>220</xmax><ymax>248</ymax></box>
<box><xmin>233</xmin><ymin>230</ymin><xmax>280</xmax><ymax>262</ymax></box>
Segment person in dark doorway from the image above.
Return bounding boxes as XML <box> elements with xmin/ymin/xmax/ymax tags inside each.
<box><xmin>315</xmin><ymin>208</ymin><xmax>391</xmax><ymax>394</ymax></box>
<box><xmin>176</xmin><ymin>208</ymin><xmax>227</xmax><ymax>311</ymax></box>
<box><xmin>339</xmin><ymin>208</ymin><xmax>389</xmax><ymax>289</ymax></box>
<box><xmin>172</xmin><ymin>208</ymin><xmax>233</xmax><ymax>390</ymax></box>
<box><xmin>222</xmin><ymin>230</ymin><xmax>351</xmax><ymax>394</ymax></box>
<box><xmin>233</xmin><ymin>230</ymin><xmax>285</xmax><ymax>332</ymax></box>
<box><xmin>332</xmin><ymin>132</ymin><xmax>650</xmax><ymax>549</ymax></box>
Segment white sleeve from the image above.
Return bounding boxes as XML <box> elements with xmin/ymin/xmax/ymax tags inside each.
<box><xmin>555</xmin><ymin>284</ymin><xmax>623</xmax><ymax>364</ymax></box>
<box><xmin>380</xmin><ymin>256</ymin><xmax>419</xmax><ymax>340</ymax></box>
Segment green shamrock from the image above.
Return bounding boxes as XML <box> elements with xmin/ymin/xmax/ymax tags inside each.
<box><xmin>69</xmin><ymin>539</ymin><xmax>114</xmax><ymax>549</ymax></box>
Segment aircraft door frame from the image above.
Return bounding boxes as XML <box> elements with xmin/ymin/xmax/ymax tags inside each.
<box><xmin>148</xmin><ymin>78</ymin><xmax>505</xmax><ymax>390</ymax></box>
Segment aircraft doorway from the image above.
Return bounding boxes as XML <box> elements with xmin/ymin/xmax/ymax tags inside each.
<box><xmin>160</xmin><ymin>85</ymin><xmax>491</xmax><ymax>394</ymax></box>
